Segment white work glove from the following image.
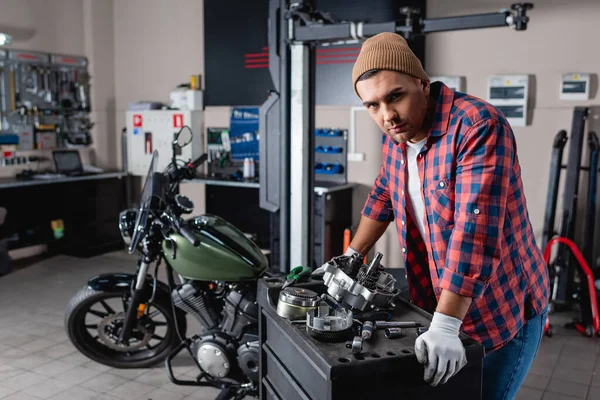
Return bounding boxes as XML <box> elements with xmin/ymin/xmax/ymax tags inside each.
<box><xmin>415</xmin><ymin>312</ymin><xmax>467</xmax><ymax>386</ymax></box>
<box><xmin>344</xmin><ymin>246</ymin><xmax>360</xmax><ymax>256</ymax></box>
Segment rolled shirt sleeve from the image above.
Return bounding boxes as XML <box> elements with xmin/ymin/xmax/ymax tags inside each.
<box><xmin>362</xmin><ymin>163</ymin><xmax>395</xmax><ymax>222</ymax></box>
<box><xmin>439</xmin><ymin>119</ymin><xmax>514</xmax><ymax>299</ymax></box>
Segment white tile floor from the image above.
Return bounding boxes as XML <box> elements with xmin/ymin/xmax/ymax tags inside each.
<box><xmin>0</xmin><ymin>251</ymin><xmax>220</xmax><ymax>400</ymax></box>
<box><xmin>1</xmin><ymin>250</ymin><xmax>600</xmax><ymax>399</ymax></box>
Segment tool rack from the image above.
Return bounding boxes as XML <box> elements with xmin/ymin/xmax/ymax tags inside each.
<box><xmin>257</xmin><ymin>273</ymin><xmax>484</xmax><ymax>400</ymax></box>
<box><xmin>0</xmin><ymin>47</ymin><xmax>92</xmax><ymax>150</ymax></box>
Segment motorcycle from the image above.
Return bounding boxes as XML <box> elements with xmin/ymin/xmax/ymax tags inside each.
<box><xmin>64</xmin><ymin>127</ymin><xmax>269</xmax><ymax>399</ymax></box>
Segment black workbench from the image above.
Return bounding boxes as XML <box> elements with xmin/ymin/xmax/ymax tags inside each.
<box><xmin>257</xmin><ymin>274</ymin><xmax>484</xmax><ymax>400</ymax></box>
<box><xmin>0</xmin><ymin>172</ymin><xmax>130</xmax><ymax>257</ymax></box>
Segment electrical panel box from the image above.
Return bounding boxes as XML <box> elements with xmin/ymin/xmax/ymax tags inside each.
<box><xmin>487</xmin><ymin>74</ymin><xmax>531</xmax><ymax>127</ymax></box>
<box><xmin>430</xmin><ymin>75</ymin><xmax>466</xmax><ymax>92</ymax></box>
<box><xmin>560</xmin><ymin>73</ymin><xmax>592</xmax><ymax>101</ymax></box>
<box><xmin>125</xmin><ymin>110</ymin><xmax>204</xmax><ymax>176</ymax></box>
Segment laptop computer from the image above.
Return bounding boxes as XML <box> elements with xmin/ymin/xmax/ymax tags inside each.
<box><xmin>53</xmin><ymin>150</ymin><xmax>98</xmax><ymax>177</ymax></box>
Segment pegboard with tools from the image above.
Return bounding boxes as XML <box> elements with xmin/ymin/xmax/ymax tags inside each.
<box><xmin>0</xmin><ymin>48</ymin><xmax>93</xmax><ymax>151</ymax></box>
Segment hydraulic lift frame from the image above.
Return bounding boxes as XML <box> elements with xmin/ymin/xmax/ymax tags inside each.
<box><xmin>259</xmin><ymin>1</ymin><xmax>535</xmax><ymax>273</ymax></box>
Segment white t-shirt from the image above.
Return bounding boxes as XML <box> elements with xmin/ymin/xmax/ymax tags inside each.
<box><xmin>405</xmin><ymin>138</ymin><xmax>427</xmax><ymax>241</ymax></box>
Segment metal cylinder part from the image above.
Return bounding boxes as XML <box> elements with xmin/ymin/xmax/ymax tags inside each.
<box><xmin>384</xmin><ymin>327</ymin><xmax>403</xmax><ymax>339</ymax></box>
<box><xmin>361</xmin><ymin>321</ymin><xmax>374</xmax><ymax>340</ymax></box>
<box><xmin>349</xmin><ymin>336</ymin><xmax>362</xmax><ymax>354</ymax></box>
<box><xmin>416</xmin><ymin>327</ymin><xmax>429</xmax><ymax>336</ymax></box>
<box><xmin>276</xmin><ymin>287</ymin><xmax>320</xmax><ymax>320</ymax></box>
<box><xmin>376</xmin><ymin>320</ymin><xmax>422</xmax><ymax>329</ymax></box>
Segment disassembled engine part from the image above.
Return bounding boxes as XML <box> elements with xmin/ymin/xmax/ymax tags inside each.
<box><xmin>375</xmin><ymin>320</ymin><xmax>422</xmax><ymax>329</ymax></box>
<box><xmin>384</xmin><ymin>327</ymin><xmax>403</xmax><ymax>339</ymax></box>
<box><xmin>316</xmin><ymin>252</ymin><xmax>399</xmax><ymax>311</ymax></box>
<box><xmin>276</xmin><ymin>287</ymin><xmax>320</xmax><ymax>320</ymax></box>
<box><xmin>306</xmin><ymin>305</ymin><xmax>354</xmax><ymax>342</ymax></box>
<box><xmin>320</xmin><ymin>293</ymin><xmax>342</xmax><ymax>310</ymax></box>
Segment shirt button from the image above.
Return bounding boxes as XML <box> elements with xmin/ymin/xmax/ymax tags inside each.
<box><xmin>401</xmin><ymin>219</ymin><xmax>405</xmax><ymax>226</ymax></box>
<box><xmin>402</xmin><ymin>247</ymin><xmax>406</xmax><ymax>253</ymax></box>
<box><xmin>401</xmin><ymin>190</ymin><xmax>405</xmax><ymax>196</ymax></box>
<box><xmin>439</xmin><ymin>182</ymin><xmax>445</xmax><ymax>188</ymax></box>
<box><xmin>401</xmin><ymin>159</ymin><xmax>405</xmax><ymax>165</ymax></box>
<box><xmin>474</xmin><ymin>208</ymin><xmax>480</xmax><ymax>215</ymax></box>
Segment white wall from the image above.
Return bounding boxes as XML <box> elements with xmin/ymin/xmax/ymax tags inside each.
<box><xmin>0</xmin><ymin>0</ymin><xmax>84</xmax><ymax>55</ymax></box>
<box><xmin>112</xmin><ymin>0</ymin><xmax>205</xmax><ymax>170</ymax></box>
<box><xmin>83</xmin><ymin>0</ymin><xmax>116</xmax><ymax>170</ymax></box>
<box><xmin>425</xmin><ymin>0</ymin><xmax>600</xmax><ymax>247</ymax></box>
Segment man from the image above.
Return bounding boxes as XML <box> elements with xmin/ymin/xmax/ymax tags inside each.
<box><xmin>345</xmin><ymin>32</ymin><xmax>550</xmax><ymax>398</ymax></box>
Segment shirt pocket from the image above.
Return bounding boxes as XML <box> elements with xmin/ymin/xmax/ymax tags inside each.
<box><xmin>428</xmin><ymin>177</ymin><xmax>456</xmax><ymax>229</ymax></box>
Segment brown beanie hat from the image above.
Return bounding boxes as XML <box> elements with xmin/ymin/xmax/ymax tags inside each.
<box><xmin>352</xmin><ymin>32</ymin><xmax>429</xmax><ymax>96</ymax></box>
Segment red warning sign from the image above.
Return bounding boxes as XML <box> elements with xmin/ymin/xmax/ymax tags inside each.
<box><xmin>173</xmin><ymin>114</ymin><xmax>184</xmax><ymax>129</ymax></box>
<box><xmin>133</xmin><ymin>114</ymin><xmax>143</xmax><ymax>127</ymax></box>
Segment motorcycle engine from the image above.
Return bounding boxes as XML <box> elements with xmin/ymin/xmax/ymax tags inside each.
<box><xmin>219</xmin><ymin>287</ymin><xmax>258</xmax><ymax>340</ymax></box>
<box><xmin>180</xmin><ymin>283</ymin><xmax>260</xmax><ymax>384</ymax></box>
<box><xmin>172</xmin><ymin>282</ymin><xmax>222</xmax><ymax>331</ymax></box>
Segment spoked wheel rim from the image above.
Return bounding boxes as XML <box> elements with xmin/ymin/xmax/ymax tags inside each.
<box><xmin>72</xmin><ymin>292</ymin><xmax>176</xmax><ymax>363</ymax></box>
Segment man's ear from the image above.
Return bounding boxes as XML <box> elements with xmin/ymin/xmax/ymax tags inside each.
<box><xmin>421</xmin><ymin>80</ymin><xmax>430</xmax><ymax>96</ymax></box>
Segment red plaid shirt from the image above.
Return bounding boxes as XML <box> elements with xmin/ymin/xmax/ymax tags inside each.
<box><xmin>362</xmin><ymin>82</ymin><xmax>550</xmax><ymax>352</ymax></box>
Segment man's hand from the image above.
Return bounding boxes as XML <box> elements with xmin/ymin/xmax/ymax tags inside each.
<box><xmin>415</xmin><ymin>312</ymin><xmax>467</xmax><ymax>386</ymax></box>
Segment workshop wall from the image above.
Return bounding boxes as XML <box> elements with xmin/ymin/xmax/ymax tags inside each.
<box><xmin>425</xmin><ymin>0</ymin><xmax>600</xmax><ymax>247</ymax></box>
<box><xmin>0</xmin><ymin>0</ymin><xmax>84</xmax><ymax>55</ymax></box>
<box><xmin>83</xmin><ymin>0</ymin><xmax>117</xmax><ymax>170</ymax></box>
<box><xmin>0</xmin><ymin>0</ymin><xmax>94</xmax><ymax>180</ymax></box>
<box><xmin>112</xmin><ymin>0</ymin><xmax>205</xmax><ymax>171</ymax></box>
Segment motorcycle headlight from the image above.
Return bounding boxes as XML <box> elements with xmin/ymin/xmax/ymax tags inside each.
<box><xmin>118</xmin><ymin>209</ymin><xmax>138</xmax><ymax>245</ymax></box>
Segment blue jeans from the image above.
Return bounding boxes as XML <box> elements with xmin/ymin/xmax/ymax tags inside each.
<box><xmin>482</xmin><ymin>308</ymin><xmax>548</xmax><ymax>400</ymax></box>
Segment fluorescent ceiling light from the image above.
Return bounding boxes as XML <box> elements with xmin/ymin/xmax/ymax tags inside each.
<box><xmin>0</xmin><ymin>33</ymin><xmax>13</xmax><ymax>46</ymax></box>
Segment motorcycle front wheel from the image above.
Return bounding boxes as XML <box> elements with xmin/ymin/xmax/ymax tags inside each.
<box><xmin>64</xmin><ymin>286</ymin><xmax>187</xmax><ymax>369</ymax></box>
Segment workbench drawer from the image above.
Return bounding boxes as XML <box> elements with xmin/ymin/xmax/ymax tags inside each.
<box><xmin>263</xmin><ymin>312</ymin><xmax>326</xmax><ymax>400</ymax></box>
<box><xmin>262</xmin><ymin>378</ymin><xmax>282</xmax><ymax>400</ymax></box>
<box><xmin>264</xmin><ymin>345</ymin><xmax>311</xmax><ymax>400</ymax></box>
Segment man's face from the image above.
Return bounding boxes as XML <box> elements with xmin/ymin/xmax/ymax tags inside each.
<box><xmin>356</xmin><ymin>70</ymin><xmax>431</xmax><ymax>143</ymax></box>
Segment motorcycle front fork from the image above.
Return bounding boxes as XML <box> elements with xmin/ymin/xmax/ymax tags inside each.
<box><xmin>119</xmin><ymin>257</ymin><xmax>151</xmax><ymax>343</ymax></box>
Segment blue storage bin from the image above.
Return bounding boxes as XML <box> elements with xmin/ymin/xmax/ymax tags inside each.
<box><xmin>315</xmin><ymin>129</ymin><xmax>344</xmax><ymax>137</ymax></box>
<box><xmin>315</xmin><ymin>163</ymin><xmax>343</xmax><ymax>175</ymax></box>
<box><xmin>0</xmin><ymin>134</ymin><xmax>19</xmax><ymax>145</ymax></box>
<box><xmin>315</xmin><ymin>145</ymin><xmax>343</xmax><ymax>154</ymax></box>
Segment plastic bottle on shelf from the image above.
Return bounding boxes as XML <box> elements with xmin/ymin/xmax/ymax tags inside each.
<box><xmin>243</xmin><ymin>157</ymin><xmax>251</xmax><ymax>178</ymax></box>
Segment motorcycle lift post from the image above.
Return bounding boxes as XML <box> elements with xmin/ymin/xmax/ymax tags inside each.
<box><xmin>542</xmin><ymin>236</ymin><xmax>600</xmax><ymax>338</ymax></box>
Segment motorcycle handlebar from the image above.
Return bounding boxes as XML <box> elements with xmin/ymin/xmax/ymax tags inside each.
<box><xmin>189</xmin><ymin>154</ymin><xmax>208</xmax><ymax>171</ymax></box>
<box><xmin>167</xmin><ymin>153</ymin><xmax>208</xmax><ymax>186</ymax></box>
<box><xmin>179</xmin><ymin>226</ymin><xmax>200</xmax><ymax>247</ymax></box>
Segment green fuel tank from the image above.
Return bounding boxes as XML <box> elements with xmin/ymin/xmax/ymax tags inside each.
<box><xmin>163</xmin><ymin>214</ymin><xmax>269</xmax><ymax>281</ymax></box>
